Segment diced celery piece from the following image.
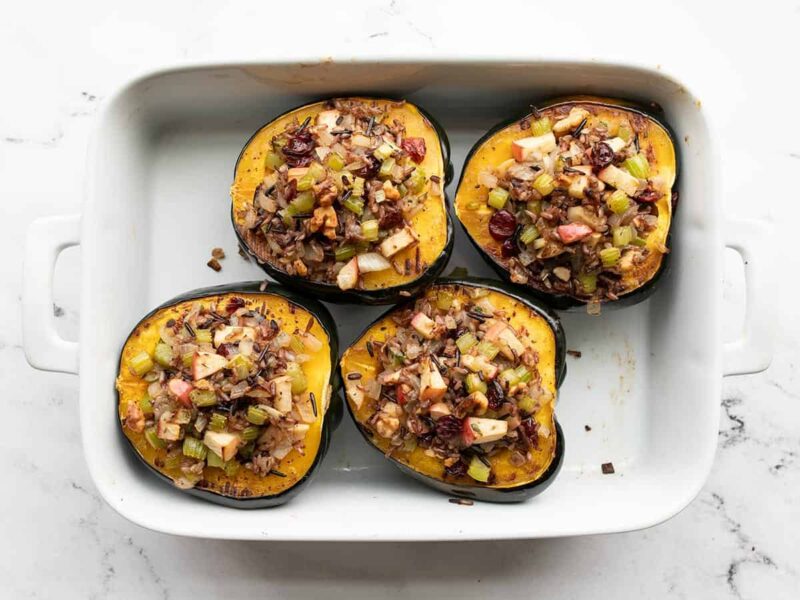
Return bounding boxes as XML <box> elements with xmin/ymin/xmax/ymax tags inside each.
<box><xmin>296</xmin><ymin>174</ymin><xmax>315</xmax><ymax>192</ymax></box>
<box><xmin>578</xmin><ymin>272</ymin><xmax>598</xmax><ymax>293</ymax></box>
<box><xmin>290</xmin><ymin>190</ymin><xmax>315</xmax><ymax>214</ymax></box>
<box><xmin>190</xmin><ymin>389</ymin><xmax>217</xmax><ymax>408</ymax></box>
<box><xmin>456</xmin><ymin>332</ymin><xmax>478</xmax><ymax>353</ymax></box>
<box><xmin>129</xmin><ymin>351</ymin><xmax>153</xmax><ymax>377</ymax></box>
<box><xmin>379</xmin><ymin>158</ymin><xmax>396</xmax><ymax>180</ymax></box>
<box><xmin>139</xmin><ymin>395</ymin><xmax>154</xmax><ymax>416</ymax></box>
<box><xmin>241</xmin><ymin>426</ymin><xmax>261</xmax><ymax>442</ymax></box>
<box><xmin>209</xmin><ymin>413</ymin><xmax>227</xmax><ymax>432</ymax></box>
<box><xmin>632</xmin><ymin>235</ymin><xmax>648</xmax><ymax>247</ymax></box>
<box><xmin>181</xmin><ymin>352</ymin><xmax>194</xmax><ymax>369</ymax></box>
<box><xmin>144</xmin><ymin>427</ymin><xmax>166</xmax><ymax>449</ymax></box>
<box><xmin>613</xmin><ymin>226</ymin><xmax>634</xmax><ymax>247</ymax></box>
<box><xmin>247</xmin><ymin>405</ymin><xmax>269</xmax><ymax>425</ymax></box>
<box><xmin>265</xmin><ymin>151</ymin><xmax>283</xmax><ymax>170</ymax></box>
<box><xmin>600</xmin><ymin>247</ymin><xmax>621</xmax><ymax>267</ymax></box>
<box><xmin>326</xmin><ymin>152</ymin><xmax>345</xmax><ymax>171</ymax></box>
<box><xmin>238</xmin><ymin>441</ymin><xmax>255</xmax><ymax>460</ymax></box>
<box><xmin>335</xmin><ymin>245</ymin><xmax>356</xmax><ymax>262</ymax></box>
<box><xmin>228</xmin><ymin>355</ymin><xmax>252</xmax><ymax>381</ymax></box>
<box><xmin>517</xmin><ymin>396</ymin><xmax>536</xmax><ymax>415</ymax></box>
<box><xmin>487</xmin><ymin>187</ymin><xmax>509</xmax><ymax>210</ymax></box>
<box><xmin>407</xmin><ymin>168</ymin><xmax>426</xmax><ymax>193</ymax></box>
<box><xmin>361</xmin><ymin>219</ymin><xmax>379</xmax><ymax>242</ymax></box>
<box><xmin>618</xmin><ymin>123</ymin><xmax>632</xmax><ymax>141</ymax></box>
<box><xmin>153</xmin><ymin>343</ymin><xmax>173</xmax><ymax>368</ymax></box>
<box><xmin>476</xmin><ymin>341</ymin><xmax>499</xmax><ymax>360</ymax></box>
<box><xmin>465</xmin><ymin>373</ymin><xmax>487</xmax><ymax>395</ymax></box>
<box><xmin>530</xmin><ymin>117</ymin><xmax>552</xmax><ymax>137</ymax></box>
<box><xmin>224</xmin><ymin>460</ymin><xmax>240</xmax><ymax>476</ymax></box>
<box><xmin>519</xmin><ymin>225</ymin><xmax>539</xmax><ymax>245</ymax></box>
<box><xmin>607</xmin><ymin>190</ymin><xmax>630</xmax><ymax>215</ymax></box>
<box><xmin>195</xmin><ymin>329</ymin><xmax>212</xmax><ymax>344</ymax></box>
<box><xmin>342</xmin><ymin>197</ymin><xmax>364</xmax><ymax>215</ymax></box>
<box><xmin>287</xmin><ymin>362</ymin><xmax>307</xmax><ymax>394</ymax></box>
<box><xmin>514</xmin><ymin>365</ymin><xmax>532</xmax><ymax>383</ymax></box>
<box><xmin>436</xmin><ymin>291</ymin><xmax>454</xmax><ymax>310</ymax></box>
<box><xmin>532</xmin><ymin>173</ymin><xmax>555</xmax><ymax>197</ymax></box>
<box><xmin>206</xmin><ymin>451</ymin><xmax>225</xmax><ymax>468</ymax></box>
<box><xmin>308</xmin><ymin>162</ymin><xmax>326</xmax><ymax>182</ymax></box>
<box><xmin>499</xmin><ymin>368</ymin><xmax>520</xmax><ymax>388</ymax></box>
<box><xmin>527</xmin><ymin>199</ymin><xmax>542</xmax><ymax>215</ymax></box>
<box><xmin>374</xmin><ymin>143</ymin><xmax>395</xmax><ymax>161</ymax></box>
<box><xmin>467</xmin><ymin>456</ymin><xmax>491</xmax><ymax>482</ymax></box>
<box><xmin>351</xmin><ymin>177</ymin><xmax>365</xmax><ymax>198</ymax></box>
<box><xmin>182</xmin><ymin>437</ymin><xmax>207</xmax><ymax>460</ymax></box>
<box><xmin>622</xmin><ymin>153</ymin><xmax>650</xmax><ymax>179</ymax></box>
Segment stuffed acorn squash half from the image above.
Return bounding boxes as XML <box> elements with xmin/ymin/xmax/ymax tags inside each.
<box><xmin>231</xmin><ymin>97</ymin><xmax>453</xmax><ymax>304</ymax></box>
<box><xmin>455</xmin><ymin>97</ymin><xmax>678</xmax><ymax>311</ymax></box>
<box><xmin>115</xmin><ymin>283</ymin><xmax>340</xmax><ymax>508</ymax></box>
<box><xmin>340</xmin><ymin>278</ymin><xmax>566</xmax><ymax>503</ymax></box>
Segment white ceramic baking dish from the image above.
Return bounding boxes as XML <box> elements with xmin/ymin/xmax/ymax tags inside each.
<box><xmin>22</xmin><ymin>60</ymin><xmax>773</xmax><ymax>541</ymax></box>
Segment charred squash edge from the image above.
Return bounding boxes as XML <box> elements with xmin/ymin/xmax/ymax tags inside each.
<box><xmin>116</xmin><ymin>282</ymin><xmax>341</xmax><ymax>509</ymax></box>
<box><xmin>232</xmin><ymin>97</ymin><xmax>454</xmax><ymax>305</ymax></box>
<box><xmin>339</xmin><ymin>276</ymin><xmax>566</xmax><ymax>503</ymax></box>
<box><xmin>454</xmin><ymin>96</ymin><xmax>680</xmax><ymax>311</ymax></box>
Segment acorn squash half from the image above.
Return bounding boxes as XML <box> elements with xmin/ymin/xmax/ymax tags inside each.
<box><xmin>455</xmin><ymin>96</ymin><xmax>678</xmax><ymax>311</ymax></box>
<box><xmin>339</xmin><ymin>277</ymin><xmax>566</xmax><ymax>503</ymax></box>
<box><xmin>115</xmin><ymin>283</ymin><xmax>340</xmax><ymax>508</ymax></box>
<box><xmin>231</xmin><ymin>97</ymin><xmax>453</xmax><ymax>305</ymax></box>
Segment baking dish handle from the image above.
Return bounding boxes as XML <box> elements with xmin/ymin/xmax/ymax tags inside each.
<box><xmin>723</xmin><ymin>217</ymin><xmax>773</xmax><ymax>377</ymax></box>
<box><xmin>22</xmin><ymin>214</ymin><xmax>81</xmax><ymax>374</ymax></box>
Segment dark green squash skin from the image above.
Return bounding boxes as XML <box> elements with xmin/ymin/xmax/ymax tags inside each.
<box><xmin>117</xmin><ymin>282</ymin><xmax>341</xmax><ymax>509</ymax></box>
<box><xmin>341</xmin><ymin>276</ymin><xmax>566</xmax><ymax>503</ymax></box>
<box><xmin>455</xmin><ymin>96</ymin><xmax>680</xmax><ymax>312</ymax></box>
<box><xmin>232</xmin><ymin>97</ymin><xmax>454</xmax><ymax>305</ymax></box>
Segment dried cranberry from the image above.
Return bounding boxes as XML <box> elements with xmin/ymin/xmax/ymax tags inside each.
<box><xmin>282</xmin><ymin>131</ymin><xmax>315</xmax><ymax>167</ymax></box>
<box><xmin>435</xmin><ymin>415</ymin><xmax>464</xmax><ymax>441</ymax></box>
<box><xmin>591</xmin><ymin>142</ymin><xmax>614</xmax><ymax>171</ymax></box>
<box><xmin>500</xmin><ymin>238</ymin><xmax>519</xmax><ymax>258</ymax></box>
<box><xmin>378</xmin><ymin>205</ymin><xmax>404</xmax><ymax>230</ymax></box>
<box><xmin>401</xmin><ymin>137</ymin><xmax>427</xmax><ymax>163</ymax></box>
<box><xmin>486</xmin><ymin>380</ymin><xmax>504</xmax><ymax>410</ymax></box>
<box><xmin>224</xmin><ymin>297</ymin><xmax>246</xmax><ymax>315</ymax></box>
<box><xmin>488</xmin><ymin>210</ymin><xmax>517</xmax><ymax>241</ymax></box>
<box><xmin>444</xmin><ymin>459</ymin><xmax>467</xmax><ymax>478</ymax></box>
<box><xmin>353</xmin><ymin>155</ymin><xmax>380</xmax><ymax>179</ymax></box>
<box><xmin>520</xmin><ymin>418</ymin><xmax>538</xmax><ymax>440</ymax></box>
<box><xmin>636</xmin><ymin>188</ymin><xmax>661</xmax><ymax>203</ymax></box>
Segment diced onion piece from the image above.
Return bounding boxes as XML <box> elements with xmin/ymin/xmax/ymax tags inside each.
<box><xmin>356</xmin><ymin>252</ymin><xmax>391</xmax><ymax>273</ymax></box>
<box><xmin>336</xmin><ymin>257</ymin><xmax>359</xmax><ymax>290</ymax></box>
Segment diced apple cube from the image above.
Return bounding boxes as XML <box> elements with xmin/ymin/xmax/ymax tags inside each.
<box><xmin>272</xmin><ymin>375</ymin><xmax>293</xmax><ymax>414</ymax></box>
<box><xmin>167</xmin><ymin>378</ymin><xmax>193</xmax><ymax>405</ymax></box>
<box><xmin>411</xmin><ymin>312</ymin><xmax>436</xmax><ymax>339</ymax></box>
<box><xmin>379</xmin><ymin>227</ymin><xmax>417</xmax><ymax>258</ymax></box>
<box><xmin>203</xmin><ymin>431</ymin><xmax>241</xmax><ymax>461</ymax></box>
<box><xmin>356</xmin><ymin>252</ymin><xmax>391</xmax><ymax>273</ymax></box>
<box><xmin>213</xmin><ymin>326</ymin><xmax>256</xmax><ymax>347</ymax></box>
<box><xmin>291</xmin><ymin>423</ymin><xmax>310</xmax><ymax>442</ymax></box>
<box><xmin>553</xmin><ymin>107</ymin><xmax>591</xmax><ymax>135</ymax></box>
<box><xmin>603</xmin><ymin>137</ymin><xmax>626</xmax><ymax>153</ymax></box>
<box><xmin>511</xmin><ymin>132</ymin><xmax>556</xmax><ymax>162</ymax></box>
<box><xmin>192</xmin><ymin>352</ymin><xmax>228</xmax><ymax>380</ymax></box>
<box><xmin>429</xmin><ymin>402</ymin><xmax>451</xmax><ymax>420</ymax></box>
<box><xmin>460</xmin><ymin>354</ymin><xmax>499</xmax><ymax>380</ymax></box>
<box><xmin>346</xmin><ymin>379</ymin><xmax>365</xmax><ymax>409</ymax></box>
<box><xmin>462</xmin><ymin>417</ymin><xmax>508</xmax><ymax>445</ymax></box>
<box><xmin>420</xmin><ymin>360</ymin><xmax>447</xmax><ymax>401</ymax></box>
<box><xmin>336</xmin><ymin>258</ymin><xmax>359</xmax><ymax>290</ymax></box>
<box><xmin>316</xmin><ymin>109</ymin><xmax>340</xmax><ymax>131</ymax></box>
<box><xmin>598</xmin><ymin>165</ymin><xmax>642</xmax><ymax>196</ymax></box>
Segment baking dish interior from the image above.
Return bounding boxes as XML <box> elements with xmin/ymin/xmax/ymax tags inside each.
<box><xmin>82</xmin><ymin>61</ymin><xmax>719</xmax><ymax>539</ymax></box>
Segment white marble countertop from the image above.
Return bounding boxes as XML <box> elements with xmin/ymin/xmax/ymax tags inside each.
<box><xmin>2</xmin><ymin>1</ymin><xmax>798</xmax><ymax>598</ymax></box>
